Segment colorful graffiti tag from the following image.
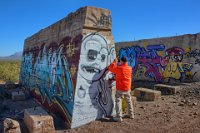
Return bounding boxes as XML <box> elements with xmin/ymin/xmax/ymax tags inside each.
<box><xmin>185</xmin><ymin>48</ymin><xmax>200</xmax><ymax>66</ymax></box>
<box><xmin>20</xmin><ymin>33</ymin><xmax>116</xmax><ymax>128</ymax></box>
<box><xmin>20</xmin><ymin>34</ymin><xmax>83</xmax><ymax>126</ymax></box>
<box><xmin>119</xmin><ymin>45</ymin><xmax>193</xmax><ymax>83</ymax></box>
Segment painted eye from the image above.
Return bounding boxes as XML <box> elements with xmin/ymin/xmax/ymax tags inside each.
<box><xmin>78</xmin><ymin>86</ymin><xmax>86</xmax><ymax>99</ymax></box>
<box><xmin>101</xmin><ymin>54</ymin><xmax>106</xmax><ymax>62</ymax></box>
<box><xmin>88</xmin><ymin>50</ymin><xmax>98</xmax><ymax>61</ymax></box>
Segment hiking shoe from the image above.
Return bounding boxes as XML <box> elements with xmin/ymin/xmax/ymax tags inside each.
<box><xmin>113</xmin><ymin>117</ymin><xmax>123</xmax><ymax>122</ymax></box>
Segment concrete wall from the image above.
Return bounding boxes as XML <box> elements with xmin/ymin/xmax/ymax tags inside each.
<box><xmin>20</xmin><ymin>6</ymin><xmax>116</xmax><ymax>128</ymax></box>
<box><xmin>116</xmin><ymin>33</ymin><xmax>200</xmax><ymax>83</ymax></box>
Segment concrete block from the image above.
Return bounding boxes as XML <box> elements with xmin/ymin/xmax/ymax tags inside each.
<box><xmin>4</xmin><ymin>118</ymin><xmax>21</xmax><ymax>133</ymax></box>
<box><xmin>11</xmin><ymin>91</ymin><xmax>25</xmax><ymax>101</ymax></box>
<box><xmin>154</xmin><ymin>84</ymin><xmax>182</xmax><ymax>95</ymax></box>
<box><xmin>20</xmin><ymin>6</ymin><xmax>115</xmax><ymax>129</ymax></box>
<box><xmin>133</xmin><ymin>88</ymin><xmax>161</xmax><ymax>101</ymax></box>
<box><xmin>24</xmin><ymin>107</ymin><xmax>55</xmax><ymax>133</ymax></box>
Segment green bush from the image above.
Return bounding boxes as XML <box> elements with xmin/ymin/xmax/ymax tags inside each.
<box><xmin>0</xmin><ymin>60</ymin><xmax>21</xmax><ymax>83</ymax></box>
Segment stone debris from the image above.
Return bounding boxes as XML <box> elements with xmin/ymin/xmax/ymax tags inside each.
<box><xmin>24</xmin><ymin>107</ymin><xmax>55</xmax><ymax>133</ymax></box>
<box><xmin>178</xmin><ymin>102</ymin><xmax>184</xmax><ymax>106</ymax></box>
<box><xmin>3</xmin><ymin>118</ymin><xmax>21</xmax><ymax>133</ymax></box>
<box><xmin>11</xmin><ymin>91</ymin><xmax>26</xmax><ymax>101</ymax></box>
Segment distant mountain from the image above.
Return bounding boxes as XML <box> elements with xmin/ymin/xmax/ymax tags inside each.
<box><xmin>0</xmin><ymin>52</ymin><xmax>22</xmax><ymax>60</ymax></box>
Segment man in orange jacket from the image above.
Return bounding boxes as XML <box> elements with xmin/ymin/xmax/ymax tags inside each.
<box><xmin>108</xmin><ymin>56</ymin><xmax>134</xmax><ymax>122</ymax></box>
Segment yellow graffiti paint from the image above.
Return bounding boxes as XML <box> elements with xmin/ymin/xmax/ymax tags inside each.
<box><xmin>122</xmin><ymin>97</ymin><xmax>127</xmax><ymax>113</ymax></box>
<box><xmin>184</xmin><ymin>47</ymin><xmax>191</xmax><ymax>53</ymax></box>
<box><xmin>163</xmin><ymin>62</ymin><xmax>181</xmax><ymax>79</ymax></box>
<box><xmin>70</xmin><ymin>65</ymin><xmax>77</xmax><ymax>77</ymax></box>
<box><xmin>143</xmin><ymin>41</ymin><xmax>148</xmax><ymax>48</ymax></box>
<box><xmin>66</xmin><ymin>43</ymin><xmax>76</xmax><ymax>57</ymax></box>
<box><xmin>157</xmin><ymin>51</ymin><xmax>164</xmax><ymax>56</ymax></box>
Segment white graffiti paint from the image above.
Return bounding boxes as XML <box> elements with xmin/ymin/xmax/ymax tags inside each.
<box><xmin>71</xmin><ymin>33</ymin><xmax>116</xmax><ymax>128</ymax></box>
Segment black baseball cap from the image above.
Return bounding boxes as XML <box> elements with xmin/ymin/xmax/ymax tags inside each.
<box><xmin>120</xmin><ymin>56</ymin><xmax>128</xmax><ymax>62</ymax></box>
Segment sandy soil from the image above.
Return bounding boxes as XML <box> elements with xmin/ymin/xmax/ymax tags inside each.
<box><xmin>1</xmin><ymin>82</ymin><xmax>200</xmax><ymax>133</ymax></box>
<box><xmin>57</xmin><ymin>82</ymin><xmax>200</xmax><ymax>133</ymax></box>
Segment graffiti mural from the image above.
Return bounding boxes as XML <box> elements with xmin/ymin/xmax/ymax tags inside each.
<box><xmin>185</xmin><ymin>48</ymin><xmax>200</xmax><ymax>66</ymax></box>
<box><xmin>119</xmin><ymin>45</ymin><xmax>165</xmax><ymax>82</ymax></box>
<box><xmin>88</xmin><ymin>12</ymin><xmax>112</xmax><ymax>28</ymax></box>
<box><xmin>162</xmin><ymin>47</ymin><xmax>193</xmax><ymax>82</ymax></box>
<box><xmin>20</xmin><ymin>34</ymin><xmax>82</xmax><ymax>127</ymax></box>
<box><xmin>71</xmin><ymin>33</ymin><xmax>115</xmax><ymax>128</ymax></box>
<box><xmin>119</xmin><ymin>45</ymin><xmax>194</xmax><ymax>83</ymax></box>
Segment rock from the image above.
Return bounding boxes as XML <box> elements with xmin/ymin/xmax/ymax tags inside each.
<box><xmin>186</xmin><ymin>99</ymin><xmax>191</xmax><ymax>103</ymax></box>
<box><xmin>178</xmin><ymin>102</ymin><xmax>184</xmax><ymax>106</ymax></box>
<box><xmin>140</xmin><ymin>106</ymin><xmax>145</xmax><ymax>109</ymax></box>
<box><xmin>181</xmin><ymin>99</ymin><xmax>186</xmax><ymax>103</ymax></box>
<box><xmin>193</xmin><ymin>112</ymin><xmax>198</xmax><ymax>115</ymax></box>
<box><xmin>192</xmin><ymin>102</ymin><xmax>198</xmax><ymax>106</ymax></box>
<box><xmin>3</xmin><ymin>118</ymin><xmax>21</xmax><ymax>133</ymax></box>
<box><xmin>5</xmin><ymin>81</ymin><xmax>16</xmax><ymax>89</ymax></box>
<box><xmin>11</xmin><ymin>91</ymin><xmax>26</xmax><ymax>101</ymax></box>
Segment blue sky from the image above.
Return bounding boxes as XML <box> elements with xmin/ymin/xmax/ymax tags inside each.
<box><xmin>0</xmin><ymin>0</ymin><xmax>200</xmax><ymax>56</ymax></box>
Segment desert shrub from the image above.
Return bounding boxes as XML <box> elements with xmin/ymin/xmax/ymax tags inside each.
<box><xmin>0</xmin><ymin>60</ymin><xmax>21</xmax><ymax>82</ymax></box>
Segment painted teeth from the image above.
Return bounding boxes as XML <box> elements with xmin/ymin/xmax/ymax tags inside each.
<box><xmin>84</xmin><ymin>67</ymin><xmax>100</xmax><ymax>73</ymax></box>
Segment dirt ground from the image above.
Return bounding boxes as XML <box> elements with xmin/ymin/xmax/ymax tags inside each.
<box><xmin>1</xmin><ymin>82</ymin><xmax>200</xmax><ymax>133</ymax></box>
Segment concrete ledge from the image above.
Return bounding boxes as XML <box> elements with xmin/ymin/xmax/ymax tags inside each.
<box><xmin>154</xmin><ymin>84</ymin><xmax>182</xmax><ymax>95</ymax></box>
<box><xmin>12</xmin><ymin>91</ymin><xmax>26</xmax><ymax>101</ymax></box>
<box><xmin>133</xmin><ymin>88</ymin><xmax>161</xmax><ymax>101</ymax></box>
<box><xmin>24</xmin><ymin>107</ymin><xmax>55</xmax><ymax>133</ymax></box>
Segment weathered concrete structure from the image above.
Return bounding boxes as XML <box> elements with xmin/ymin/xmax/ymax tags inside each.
<box><xmin>116</xmin><ymin>33</ymin><xmax>200</xmax><ymax>83</ymax></box>
<box><xmin>134</xmin><ymin>88</ymin><xmax>161</xmax><ymax>101</ymax></box>
<box><xmin>154</xmin><ymin>84</ymin><xmax>181</xmax><ymax>95</ymax></box>
<box><xmin>20</xmin><ymin>6</ymin><xmax>116</xmax><ymax>128</ymax></box>
<box><xmin>24</xmin><ymin>107</ymin><xmax>55</xmax><ymax>133</ymax></box>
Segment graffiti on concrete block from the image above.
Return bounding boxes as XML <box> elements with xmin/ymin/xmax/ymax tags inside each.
<box><xmin>119</xmin><ymin>45</ymin><xmax>194</xmax><ymax>83</ymax></box>
<box><xmin>88</xmin><ymin>12</ymin><xmax>112</xmax><ymax>28</ymax></box>
<box><xmin>119</xmin><ymin>44</ymin><xmax>165</xmax><ymax>82</ymax></box>
<box><xmin>162</xmin><ymin>47</ymin><xmax>193</xmax><ymax>82</ymax></box>
<box><xmin>185</xmin><ymin>48</ymin><xmax>200</xmax><ymax>66</ymax></box>
<box><xmin>20</xmin><ymin>34</ymin><xmax>82</xmax><ymax>126</ymax></box>
<box><xmin>72</xmin><ymin>33</ymin><xmax>115</xmax><ymax>128</ymax></box>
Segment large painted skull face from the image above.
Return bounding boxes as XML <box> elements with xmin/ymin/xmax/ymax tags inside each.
<box><xmin>79</xmin><ymin>34</ymin><xmax>109</xmax><ymax>81</ymax></box>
